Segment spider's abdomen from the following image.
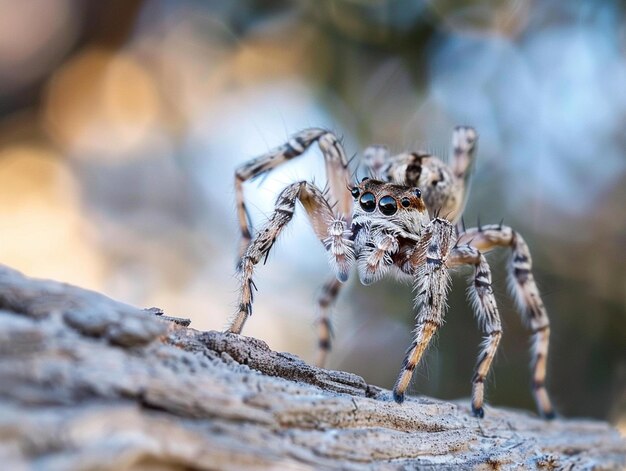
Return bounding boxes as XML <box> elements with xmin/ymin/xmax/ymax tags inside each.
<box><xmin>418</xmin><ymin>159</ymin><xmax>463</xmax><ymax>221</ymax></box>
<box><xmin>384</xmin><ymin>154</ymin><xmax>465</xmax><ymax>222</ymax></box>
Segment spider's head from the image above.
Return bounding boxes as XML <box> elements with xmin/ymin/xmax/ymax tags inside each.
<box><xmin>350</xmin><ymin>178</ymin><xmax>429</xmax><ymax>234</ymax></box>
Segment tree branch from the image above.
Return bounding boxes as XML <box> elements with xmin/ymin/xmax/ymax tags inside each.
<box><xmin>0</xmin><ymin>265</ymin><xmax>623</xmax><ymax>470</ymax></box>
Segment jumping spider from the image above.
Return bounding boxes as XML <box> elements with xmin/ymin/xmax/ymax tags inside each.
<box><xmin>228</xmin><ymin>127</ymin><xmax>554</xmax><ymax>419</ymax></box>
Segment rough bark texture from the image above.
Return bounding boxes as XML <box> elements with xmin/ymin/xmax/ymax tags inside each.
<box><xmin>0</xmin><ymin>265</ymin><xmax>623</xmax><ymax>470</ymax></box>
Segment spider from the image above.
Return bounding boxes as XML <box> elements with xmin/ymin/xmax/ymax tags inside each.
<box><xmin>227</xmin><ymin>127</ymin><xmax>555</xmax><ymax>419</ymax></box>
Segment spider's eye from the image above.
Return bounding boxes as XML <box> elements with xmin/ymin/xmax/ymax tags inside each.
<box><xmin>359</xmin><ymin>192</ymin><xmax>376</xmax><ymax>212</ymax></box>
<box><xmin>361</xmin><ymin>177</ymin><xmax>370</xmax><ymax>182</ymax></box>
<box><xmin>414</xmin><ymin>188</ymin><xmax>422</xmax><ymax>198</ymax></box>
<box><xmin>379</xmin><ymin>196</ymin><xmax>398</xmax><ymax>216</ymax></box>
<box><xmin>351</xmin><ymin>187</ymin><xmax>360</xmax><ymax>199</ymax></box>
<box><xmin>401</xmin><ymin>197</ymin><xmax>411</xmax><ymax>208</ymax></box>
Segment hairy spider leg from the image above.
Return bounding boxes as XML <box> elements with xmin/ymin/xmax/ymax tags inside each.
<box><xmin>227</xmin><ymin>181</ymin><xmax>353</xmax><ymax>335</ymax></box>
<box><xmin>393</xmin><ymin>218</ymin><xmax>454</xmax><ymax>403</ymax></box>
<box><xmin>449</xmin><ymin>125</ymin><xmax>478</xmax><ymax>220</ymax></box>
<box><xmin>233</xmin><ymin>129</ymin><xmax>353</xmax><ymax>362</ymax></box>
<box><xmin>448</xmin><ymin>245</ymin><xmax>503</xmax><ymax>418</ymax></box>
<box><xmin>315</xmin><ymin>277</ymin><xmax>343</xmax><ymax>367</ymax></box>
<box><xmin>456</xmin><ymin>224</ymin><xmax>555</xmax><ymax>419</ymax></box>
<box><xmin>235</xmin><ymin>128</ymin><xmax>353</xmax><ymax>258</ymax></box>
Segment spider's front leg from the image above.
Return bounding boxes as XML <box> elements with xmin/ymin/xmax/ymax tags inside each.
<box><xmin>227</xmin><ymin>181</ymin><xmax>353</xmax><ymax>335</ymax></box>
<box><xmin>393</xmin><ymin>217</ymin><xmax>455</xmax><ymax>404</ymax></box>
<box><xmin>235</xmin><ymin>129</ymin><xmax>352</xmax><ymax>258</ymax></box>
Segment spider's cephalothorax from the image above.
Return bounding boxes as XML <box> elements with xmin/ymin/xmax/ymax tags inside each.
<box><xmin>228</xmin><ymin>127</ymin><xmax>555</xmax><ymax>420</ymax></box>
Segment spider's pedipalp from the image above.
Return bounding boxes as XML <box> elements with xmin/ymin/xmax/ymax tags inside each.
<box><xmin>358</xmin><ymin>229</ymin><xmax>398</xmax><ymax>285</ymax></box>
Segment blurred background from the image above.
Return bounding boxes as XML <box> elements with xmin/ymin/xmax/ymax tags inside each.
<box><xmin>0</xmin><ymin>0</ymin><xmax>624</xmax><ymax>427</ymax></box>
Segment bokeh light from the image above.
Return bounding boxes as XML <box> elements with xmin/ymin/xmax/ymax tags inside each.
<box><xmin>0</xmin><ymin>0</ymin><xmax>623</xmax><ymax>428</ymax></box>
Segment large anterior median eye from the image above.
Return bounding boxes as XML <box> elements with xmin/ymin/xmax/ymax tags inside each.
<box><xmin>359</xmin><ymin>192</ymin><xmax>376</xmax><ymax>212</ymax></box>
<box><xmin>378</xmin><ymin>195</ymin><xmax>397</xmax><ymax>215</ymax></box>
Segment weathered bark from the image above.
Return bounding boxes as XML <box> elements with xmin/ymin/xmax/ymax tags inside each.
<box><xmin>0</xmin><ymin>265</ymin><xmax>623</xmax><ymax>470</ymax></box>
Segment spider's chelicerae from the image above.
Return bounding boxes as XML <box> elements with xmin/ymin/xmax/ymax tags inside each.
<box><xmin>228</xmin><ymin>127</ymin><xmax>554</xmax><ymax>419</ymax></box>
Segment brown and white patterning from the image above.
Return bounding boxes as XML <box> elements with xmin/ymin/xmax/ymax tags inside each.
<box><xmin>228</xmin><ymin>126</ymin><xmax>555</xmax><ymax>420</ymax></box>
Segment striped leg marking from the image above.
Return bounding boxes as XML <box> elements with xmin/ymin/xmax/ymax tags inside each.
<box><xmin>471</xmin><ymin>331</ymin><xmax>501</xmax><ymax>418</ymax></box>
<box><xmin>510</xmin><ymin>234</ymin><xmax>554</xmax><ymax>419</ymax></box>
<box><xmin>393</xmin><ymin>218</ymin><xmax>454</xmax><ymax>404</ymax></box>
<box><xmin>315</xmin><ymin>277</ymin><xmax>343</xmax><ymax>367</ymax></box>
<box><xmin>531</xmin><ymin>325</ymin><xmax>553</xmax><ymax>419</ymax></box>
<box><xmin>393</xmin><ymin>321</ymin><xmax>438</xmax><ymax>403</ymax></box>
<box><xmin>457</xmin><ymin>224</ymin><xmax>555</xmax><ymax>419</ymax></box>
<box><xmin>227</xmin><ymin>181</ymin><xmax>353</xmax><ymax>335</ymax></box>
<box><xmin>450</xmin><ymin>245</ymin><xmax>503</xmax><ymax>418</ymax></box>
<box><xmin>234</xmin><ymin>128</ymin><xmax>352</xmax><ymax>258</ymax></box>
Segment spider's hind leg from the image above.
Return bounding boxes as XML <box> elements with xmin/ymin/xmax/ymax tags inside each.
<box><xmin>227</xmin><ymin>181</ymin><xmax>354</xmax><ymax>335</ymax></box>
<box><xmin>457</xmin><ymin>224</ymin><xmax>555</xmax><ymax>419</ymax></box>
